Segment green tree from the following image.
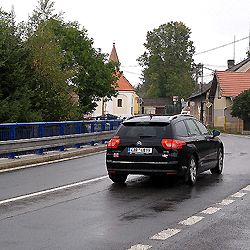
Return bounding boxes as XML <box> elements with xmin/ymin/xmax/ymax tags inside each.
<box><xmin>231</xmin><ymin>89</ymin><xmax>250</xmax><ymax>120</ymax></box>
<box><xmin>0</xmin><ymin>8</ymin><xmax>37</xmax><ymax>122</ymax></box>
<box><xmin>50</xmin><ymin>20</ymin><xmax>119</xmax><ymax>114</ymax></box>
<box><xmin>137</xmin><ymin>21</ymin><xmax>195</xmax><ymax>99</ymax></box>
<box><xmin>26</xmin><ymin>21</ymin><xmax>79</xmax><ymax>121</ymax></box>
<box><xmin>0</xmin><ymin>0</ymin><xmax>119</xmax><ymax>122</ymax></box>
<box><xmin>23</xmin><ymin>0</ymin><xmax>82</xmax><ymax>121</ymax></box>
<box><xmin>27</xmin><ymin>0</ymin><xmax>119</xmax><ymax>116</ymax></box>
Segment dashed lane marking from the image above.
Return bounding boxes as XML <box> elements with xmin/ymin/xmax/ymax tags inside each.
<box><xmin>241</xmin><ymin>185</ymin><xmax>250</xmax><ymax>191</ymax></box>
<box><xmin>127</xmin><ymin>244</ymin><xmax>152</xmax><ymax>250</ymax></box>
<box><xmin>150</xmin><ymin>228</ymin><xmax>181</xmax><ymax>240</ymax></box>
<box><xmin>0</xmin><ymin>175</ymin><xmax>108</xmax><ymax>205</ymax></box>
<box><xmin>217</xmin><ymin>199</ymin><xmax>235</xmax><ymax>205</ymax></box>
<box><xmin>201</xmin><ymin>207</ymin><xmax>221</xmax><ymax>214</ymax></box>
<box><xmin>178</xmin><ymin>215</ymin><xmax>204</xmax><ymax>226</ymax></box>
<box><xmin>231</xmin><ymin>192</ymin><xmax>246</xmax><ymax>198</ymax></box>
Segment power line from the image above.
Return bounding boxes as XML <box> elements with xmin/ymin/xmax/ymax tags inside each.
<box><xmin>194</xmin><ymin>36</ymin><xmax>249</xmax><ymax>56</ymax></box>
<box><xmin>204</xmin><ymin>64</ymin><xmax>225</xmax><ymax>68</ymax></box>
<box><xmin>121</xmin><ymin>65</ymin><xmax>139</xmax><ymax>68</ymax></box>
<box><xmin>122</xmin><ymin>70</ymin><xmax>141</xmax><ymax>75</ymax></box>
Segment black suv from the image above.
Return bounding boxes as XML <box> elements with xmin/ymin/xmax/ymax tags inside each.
<box><xmin>106</xmin><ymin>114</ymin><xmax>224</xmax><ymax>185</ymax></box>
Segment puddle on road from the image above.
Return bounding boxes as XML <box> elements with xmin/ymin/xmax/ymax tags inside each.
<box><xmin>120</xmin><ymin>213</ymin><xmax>155</xmax><ymax>221</ymax></box>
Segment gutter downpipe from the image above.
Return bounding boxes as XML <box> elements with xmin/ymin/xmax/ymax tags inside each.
<box><xmin>224</xmin><ymin>97</ymin><xmax>233</xmax><ymax>132</ymax></box>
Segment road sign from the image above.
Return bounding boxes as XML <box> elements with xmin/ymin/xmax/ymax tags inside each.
<box><xmin>206</xmin><ymin>102</ymin><xmax>212</xmax><ymax>108</ymax></box>
<box><xmin>173</xmin><ymin>96</ymin><xmax>178</xmax><ymax>102</ymax></box>
<box><xmin>190</xmin><ymin>101</ymin><xmax>195</xmax><ymax>107</ymax></box>
<box><xmin>183</xmin><ymin>106</ymin><xmax>190</xmax><ymax>111</ymax></box>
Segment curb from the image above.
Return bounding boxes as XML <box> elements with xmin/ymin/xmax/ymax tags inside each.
<box><xmin>0</xmin><ymin>144</ymin><xmax>106</xmax><ymax>171</ymax></box>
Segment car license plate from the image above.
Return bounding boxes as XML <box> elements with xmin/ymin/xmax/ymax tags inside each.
<box><xmin>128</xmin><ymin>147</ymin><xmax>152</xmax><ymax>154</ymax></box>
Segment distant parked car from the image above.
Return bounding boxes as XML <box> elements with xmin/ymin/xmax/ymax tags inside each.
<box><xmin>96</xmin><ymin>114</ymin><xmax>118</xmax><ymax>120</ymax></box>
<box><xmin>106</xmin><ymin>114</ymin><xmax>224</xmax><ymax>185</ymax></box>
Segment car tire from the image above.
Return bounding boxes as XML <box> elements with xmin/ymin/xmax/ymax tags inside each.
<box><xmin>186</xmin><ymin>155</ymin><xmax>197</xmax><ymax>186</ymax></box>
<box><xmin>211</xmin><ymin>147</ymin><xmax>223</xmax><ymax>174</ymax></box>
<box><xmin>108</xmin><ymin>173</ymin><xmax>127</xmax><ymax>183</ymax></box>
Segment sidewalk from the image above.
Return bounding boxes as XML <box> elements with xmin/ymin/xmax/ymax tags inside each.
<box><xmin>0</xmin><ymin>144</ymin><xmax>106</xmax><ymax>171</ymax></box>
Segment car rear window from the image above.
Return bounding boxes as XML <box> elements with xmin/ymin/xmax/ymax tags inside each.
<box><xmin>115</xmin><ymin>122</ymin><xmax>171</xmax><ymax>139</ymax></box>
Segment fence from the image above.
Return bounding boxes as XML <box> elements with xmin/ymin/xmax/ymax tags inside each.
<box><xmin>164</xmin><ymin>105</ymin><xmax>182</xmax><ymax>115</ymax></box>
<box><xmin>0</xmin><ymin>120</ymin><xmax>122</xmax><ymax>159</ymax></box>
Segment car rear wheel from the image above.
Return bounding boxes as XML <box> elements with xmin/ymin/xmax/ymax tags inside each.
<box><xmin>108</xmin><ymin>173</ymin><xmax>127</xmax><ymax>183</ymax></box>
<box><xmin>186</xmin><ymin>155</ymin><xmax>197</xmax><ymax>186</ymax></box>
<box><xmin>211</xmin><ymin>147</ymin><xmax>223</xmax><ymax>174</ymax></box>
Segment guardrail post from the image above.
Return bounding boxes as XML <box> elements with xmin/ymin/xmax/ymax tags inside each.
<box><xmin>9</xmin><ymin>125</ymin><xmax>16</xmax><ymax>159</ymax></box>
<box><xmin>91</xmin><ymin>122</ymin><xmax>95</xmax><ymax>146</ymax></box>
<box><xmin>101</xmin><ymin>122</ymin><xmax>105</xmax><ymax>144</ymax></box>
<box><xmin>110</xmin><ymin>121</ymin><xmax>113</xmax><ymax>131</ymax></box>
<box><xmin>76</xmin><ymin>123</ymin><xmax>81</xmax><ymax>148</ymax></box>
<box><xmin>38</xmin><ymin>125</ymin><xmax>44</xmax><ymax>154</ymax></box>
<box><xmin>60</xmin><ymin>123</ymin><xmax>65</xmax><ymax>151</ymax></box>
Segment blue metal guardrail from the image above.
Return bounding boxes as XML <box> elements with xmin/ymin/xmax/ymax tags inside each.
<box><xmin>0</xmin><ymin>120</ymin><xmax>122</xmax><ymax>159</ymax></box>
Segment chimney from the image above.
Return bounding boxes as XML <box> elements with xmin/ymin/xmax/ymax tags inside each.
<box><xmin>227</xmin><ymin>59</ymin><xmax>235</xmax><ymax>69</ymax></box>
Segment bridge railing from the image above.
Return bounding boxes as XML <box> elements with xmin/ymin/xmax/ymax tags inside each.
<box><xmin>0</xmin><ymin>120</ymin><xmax>122</xmax><ymax>159</ymax></box>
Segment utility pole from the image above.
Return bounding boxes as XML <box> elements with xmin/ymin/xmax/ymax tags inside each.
<box><xmin>200</xmin><ymin>64</ymin><xmax>204</xmax><ymax>123</ymax></box>
<box><xmin>195</xmin><ymin>68</ymin><xmax>198</xmax><ymax>92</ymax></box>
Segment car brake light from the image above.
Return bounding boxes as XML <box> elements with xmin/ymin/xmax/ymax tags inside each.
<box><xmin>107</xmin><ymin>139</ymin><xmax>120</xmax><ymax>148</ymax></box>
<box><xmin>161</xmin><ymin>139</ymin><xmax>186</xmax><ymax>149</ymax></box>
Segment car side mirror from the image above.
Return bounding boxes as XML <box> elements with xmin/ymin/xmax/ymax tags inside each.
<box><xmin>213</xmin><ymin>129</ymin><xmax>220</xmax><ymax>137</ymax></box>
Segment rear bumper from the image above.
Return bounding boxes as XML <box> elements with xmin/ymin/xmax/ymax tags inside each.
<box><xmin>106</xmin><ymin>160</ymin><xmax>186</xmax><ymax>176</ymax></box>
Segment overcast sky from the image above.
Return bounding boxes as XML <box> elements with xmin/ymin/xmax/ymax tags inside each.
<box><xmin>1</xmin><ymin>0</ymin><xmax>250</xmax><ymax>87</ymax></box>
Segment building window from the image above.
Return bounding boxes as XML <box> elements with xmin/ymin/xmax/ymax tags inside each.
<box><xmin>118</xmin><ymin>99</ymin><xmax>122</xmax><ymax>107</ymax></box>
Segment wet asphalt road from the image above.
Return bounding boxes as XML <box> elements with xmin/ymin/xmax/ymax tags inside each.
<box><xmin>0</xmin><ymin>134</ymin><xmax>250</xmax><ymax>250</ymax></box>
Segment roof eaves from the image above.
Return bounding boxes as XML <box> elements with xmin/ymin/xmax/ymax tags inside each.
<box><xmin>188</xmin><ymin>81</ymin><xmax>212</xmax><ymax>99</ymax></box>
<box><xmin>226</xmin><ymin>58</ymin><xmax>250</xmax><ymax>72</ymax></box>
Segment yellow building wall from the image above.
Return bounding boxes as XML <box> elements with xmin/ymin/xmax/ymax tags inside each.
<box><xmin>134</xmin><ymin>93</ymin><xmax>140</xmax><ymax>115</ymax></box>
<box><xmin>213</xmin><ymin>95</ymin><xmax>243</xmax><ymax>132</ymax></box>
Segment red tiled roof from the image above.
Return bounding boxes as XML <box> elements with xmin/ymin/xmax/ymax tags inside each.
<box><xmin>216</xmin><ymin>71</ymin><xmax>250</xmax><ymax>98</ymax></box>
<box><xmin>115</xmin><ymin>73</ymin><xmax>136</xmax><ymax>91</ymax></box>
<box><xmin>109</xmin><ymin>43</ymin><xmax>119</xmax><ymax>63</ymax></box>
<box><xmin>109</xmin><ymin>43</ymin><xmax>136</xmax><ymax>92</ymax></box>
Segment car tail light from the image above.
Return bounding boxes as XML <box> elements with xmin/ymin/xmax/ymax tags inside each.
<box><xmin>161</xmin><ymin>139</ymin><xmax>186</xmax><ymax>149</ymax></box>
<box><xmin>107</xmin><ymin>139</ymin><xmax>120</xmax><ymax>148</ymax></box>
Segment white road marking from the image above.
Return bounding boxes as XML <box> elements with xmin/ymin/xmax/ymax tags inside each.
<box><xmin>127</xmin><ymin>244</ymin><xmax>152</xmax><ymax>250</ymax></box>
<box><xmin>231</xmin><ymin>192</ymin><xmax>246</xmax><ymax>198</ymax></box>
<box><xmin>0</xmin><ymin>175</ymin><xmax>108</xmax><ymax>205</ymax></box>
<box><xmin>217</xmin><ymin>199</ymin><xmax>235</xmax><ymax>205</ymax></box>
<box><xmin>179</xmin><ymin>216</ymin><xmax>204</xmax><ymax>226</ymax></box>
<box><xmin>127</xmin><ymin>184</ymin><xmax>250</xmax><ymax>249</ymax></box>
<box><xmin>150</xmin><ymin>228</ymin><xmax>181</xmax><ymax>240</ymax></box>
<box><xmin>241</xmin><ymin>185</ymin><xmax>250</xmax><ymax>191</ymax></box>
<box><xmin>201</xmin><ymin>207</ymin><xmax>221</xmax><ymax>214</ymax></box>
